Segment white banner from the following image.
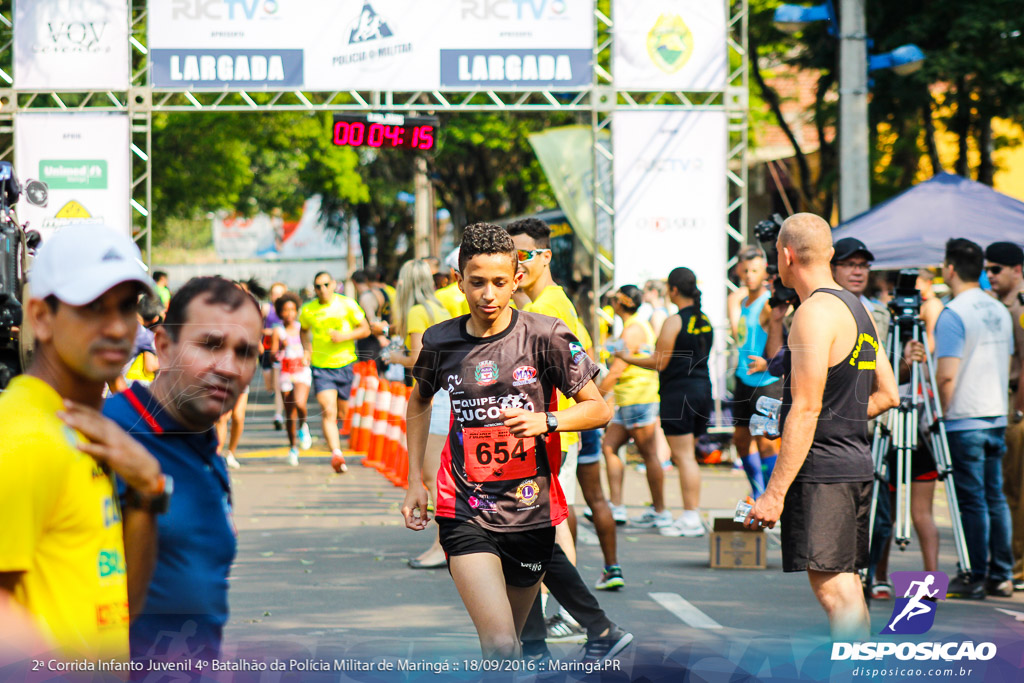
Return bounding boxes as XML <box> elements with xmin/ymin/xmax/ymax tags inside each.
<box><xmin>214</xmin><ymin>195</ymin><xmax>354</xmax><ymax>261</ymax></box>
<box><xmin>15</xmin><ymin>113</ymin><xmax>131</xmax><ymax>241</ymax></box>
<box><xmin>613</xmin><ymin>111</ymin><xmax>727</xmax><ymax>328</ymax></box>
<box><xmin>14</xmin><ymin>0</ymin><xmax>130</xmax><ymax>91</ymax></box>
<box><xmin>148</xmin><ymin>0</ymin><xmax>594</xmax><ymax>90</ymax></box>
<box><xmin>613</xmin><ymin>0</ymin><xmax>727</xmax><ymax>91</ymax></box>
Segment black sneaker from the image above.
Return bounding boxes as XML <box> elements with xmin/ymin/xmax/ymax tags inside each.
<box><xmin>579</xmin><ymin>626</ymin><xmax>633</xmax><ymax>665</ymax></box>
<box><xmin>946</xmin><ymin>576</ymin><xmax>986</xmax><ymax>600</ymax></box>
<box><xmin>546</xmin><ymin>614</ymin><xmax>586</xmax><ymax>643</ymax></box>
<box><xmin>986</xmin><ymin>579</ymin><xmax>1014</xmax><ymax>598</ymax></box>
<box><xmin>1013</xmin><ymin>579</ymin><xmax>1024</xmax><ymax>592</ymax></box>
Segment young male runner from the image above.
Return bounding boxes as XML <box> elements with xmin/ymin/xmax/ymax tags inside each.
<box><xmin>401</xmin><ymin>224</ymin><xmax>612</xmax><ymax>660</ymax></box>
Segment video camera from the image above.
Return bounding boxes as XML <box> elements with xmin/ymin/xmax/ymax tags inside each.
<box><xmin>0</xmin><ymin>162</ymin><xmax>45</xmax><ymax>389</ymax></box>
<box><xmin>753</xmin><ymin>213</ymin><xmax>799</xmax><ymax>308</ymax></box>
<box><xmin>888</xmin><ymin>268</ymin><xmax>923</xmax><ymax>340</ymax></box>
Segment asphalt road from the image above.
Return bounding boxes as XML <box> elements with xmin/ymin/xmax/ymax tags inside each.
<box><xmin>214</xmin><ymin>383</ymin><xmax>1024</xmax><ymax>682</ymax></box>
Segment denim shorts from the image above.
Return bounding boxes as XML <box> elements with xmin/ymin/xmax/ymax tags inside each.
<box><xmin>429</xmin><ymin>389</ymin><xmax>452</xmax><ymax>436</ymax></box>
<box><xmin>576</xmin><ymin>429</ymin><xmax>603</xmax><ymax>466</ymax></box>
<box><xmin>611</xmin><ymin>402</ymin><xmax>659</xmax><ymax>430</ymax></box>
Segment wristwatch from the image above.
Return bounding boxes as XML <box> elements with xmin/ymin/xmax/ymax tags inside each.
<box><xmin>124</xmin><ymin>474</ymin><xmax>174</xmax><ymax>515</ymax></box>
<box><xmin>544</xmin><ymin>412</ymin><xmax>558</xmax><ymax>434</ymax></box>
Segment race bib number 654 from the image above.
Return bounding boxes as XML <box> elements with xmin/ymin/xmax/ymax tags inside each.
<box><xmin>462</xmin><ymin>426</ymin><xmax>537</xmax><ymax>483</ymax></box>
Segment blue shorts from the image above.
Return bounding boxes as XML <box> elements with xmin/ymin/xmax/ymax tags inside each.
<box><xmin>577</xmin><ymin>429</ymin><xmax>603</xmax><ymax>466</ymax></box>
<box><xmin>611</xmin><ymin>402</ymin><xmax>659</xmax><ymax>430</ymax></box>
<box><xmin>311</xmin><ymin>364</ymin><xmax>355</xmax><ymax>398</ymax></box>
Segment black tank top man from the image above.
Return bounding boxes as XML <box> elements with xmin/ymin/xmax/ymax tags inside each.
<box><xmin>780</xmin><ymin>288</ymin><xmax>879</xmax><ymax>483</ymax></box>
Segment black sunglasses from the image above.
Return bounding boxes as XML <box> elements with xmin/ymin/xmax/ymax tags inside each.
<box><xmin>314</xmin><ymin>282</ymin><xmax>333</xmax><ymax>289</ymax></box>
<box><xmin>986</xmin><ymin>265</ymin><xmax>1003</xmax><ymax>275</ymax></box>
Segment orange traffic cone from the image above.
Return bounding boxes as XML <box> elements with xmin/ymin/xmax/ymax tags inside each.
<box><xmin>353</xmin><ymin>374</ymin><xmax>378</xmax><ymax>456</ymax></box>
<box><xmin>368</xmin><ymin>380</ymin><xmax>393</xmax><ymax>467</ymax></box>
<box><xmin>341</xmin><ymin>361</ymin><xmax>366</xmax><ymax>437</ymax></box>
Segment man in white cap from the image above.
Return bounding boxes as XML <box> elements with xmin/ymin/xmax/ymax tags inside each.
<box><xmin>0</xmin><ymin>224</ymin><xmax>167</xmax><ymax>660</ymax></box>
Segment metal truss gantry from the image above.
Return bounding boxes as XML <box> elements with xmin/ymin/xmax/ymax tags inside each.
<box><xmin>0</xmin><ymin>0</ymin><xmax>748</xmax><ymax>301</ymax></box>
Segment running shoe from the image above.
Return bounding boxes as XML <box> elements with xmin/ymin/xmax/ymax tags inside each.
<box><xmin>273</xmin><ymin>413</ymin><xmax>284</xmax><ymax>431</ymax></box>
<box><xmin>610</xmin><ymin>504</ymin><xmax>628</xmax><ymax>525</ymax></box>
<box><xmin>298</xmin><ymin>423</ymin><xmax>313</xmax><ymax>450</ymax></box>
<box><xmin>946</xmin><ymin>576</ymin><xmax>985</xmax><ymax>600</ymax></box>
<box><xmin>986</xmin><ymin>579</ymin><xmax>1013</xmax><ymax>598</ymax></box>
<box><xmin>659</xmin><ymin>514</ymin><xmax>706</xmax><ymax>537</ymax></box>
<box><xmin>583</xmin><ymin>506</ymin><xmax>594</xmax><ymax>522</ymax></box>
<box><xmin>595</xmin><ymin>565</ymin><xmax>625</xmax><ymax>591</ymax></box>
<box><xmin>224</xmin><ymin>452</ymin><xmax>241</xmax><ymax>469</ymax></box>
<box><xmin>287</xmin><ymin>447</ymin><xmax>299</xmax><ymax>467</ymax></box>
<box><xmin>578</xmin><ymin>626</ymin><xmax>633</xmax><ymax>665</ymax></box>
<box><xmin>631</xmin><ymin>507</ymin><xmax>673</xmax><ymax>528</ymax></box>
<box><xmin>869</xmin><ymin>580</ymin><xmax>894</xmax><ymax>600</ymax></box>
<box><xmin>545</xmin><ymin>614</ymin><xmax>586</xmax><ymax>643</ymax></box>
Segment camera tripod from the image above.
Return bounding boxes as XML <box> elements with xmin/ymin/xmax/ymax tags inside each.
<box><xmin>867</xmin><ymin>312</ymin><xmax>972</xmax><ymax>584</ymax></box>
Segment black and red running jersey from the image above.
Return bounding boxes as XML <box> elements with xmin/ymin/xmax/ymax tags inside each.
<box><xmin>412</xmin><ymin>309</ymin><xmax>599</xmax><ymax>532</ymax></box>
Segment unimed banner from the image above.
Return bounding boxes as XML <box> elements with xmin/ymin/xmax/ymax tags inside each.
<box><xmin>613</xmin><ymin>0</ymin><xmax>727</xmax><ymax>91</ymax></box>
<box><xmin>14</xmin><ymin>0</ymin><xmax>130</xmax><ymax>91</ymax></box>
<box><xmin>15</xmin><ymin>113</ymin><xmax>131</xmax><ymax>241</ymax></box>
<box><xmin>613</xmin><ymin>111</ymin><xmax>727</xmax><ymax>327</ymax></box>
<box><xmin>148</xmin><ymin>0</ymin><xmax>594</xmax><ymax>90</ymax></box>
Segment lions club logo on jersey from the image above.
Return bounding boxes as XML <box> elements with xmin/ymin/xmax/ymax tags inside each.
<box><xmin>516</xmin><ymin>479</ymin><xmax>540</xmax><ymax>507</ymax></box>
<box><xmin>512</xmin><ymin>365</ymin><xmax>538</xmax><ymax>387</ymax></box>
<box><xmin>475</xmin><ymin>360</ymin><xmax>499</xmax><ymax>386</ymax></box>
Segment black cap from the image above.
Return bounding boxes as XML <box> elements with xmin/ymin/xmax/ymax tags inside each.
<box><xmin>832</xmin><ymin>237</ymin><xmax>875</xmax><ymax>263</ymax></box>
<box><xmin>985</xmin><ymin>241</ymin><xmax>1024</xmax><ymax>267</ymax></box>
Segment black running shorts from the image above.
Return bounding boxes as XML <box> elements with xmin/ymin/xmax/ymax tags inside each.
<box><xmin>781</xmin><ymin>480</ymin><xmax>871</xmax><ymax>573</ymax></box>
<box><xmin>437</xmin><ymin>519</ymin><xmax>555</xmax><ymax>587</ymax></box>
<box><xmin>660</xmin><ymin>386</ymin><xmax>712</xmax><ymax>437</ymax></box>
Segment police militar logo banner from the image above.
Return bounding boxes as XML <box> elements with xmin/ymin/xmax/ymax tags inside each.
<box><xmin>147</xmin><ymin>0</ymin><xmax>594</xmax><ymax>91</ymax></box>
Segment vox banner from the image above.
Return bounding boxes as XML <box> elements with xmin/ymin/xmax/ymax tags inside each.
<box><xmin>613</xmin><ymin>0</ymin><xmax>727</xmax><ymax>91</ymax></box>
<box><xmin>15</xmin><ymin>113</ymin><xmax>131</xmax><ymax>241</ymax></box>
<box><xmin>14</xmin><ymin>0</ymin><xmax>130</xmax><ymax>91</ymax></box>
<box><xmin>613</xmin><ymin>111</ymin><xmax>727</xmax><ymax>328</ymax></box>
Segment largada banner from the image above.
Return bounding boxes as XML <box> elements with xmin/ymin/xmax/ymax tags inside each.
<box><xmin>613</xmin><ymin>111</ymin><xmax>727</xmax><ymax>328</ymax></box>
<box><xmin>15</xmin><ymin>113</ymin><xmax>131</xmax><ymax>241</ymax></box>
<box><xmin>613</xmin><ymin>0</ymin><xmax>727</xmax><ymax>91</ymax></box>
<box><xmin>14</xmin><ymin>0</ymin><xmax>130</xmax><ymax>91</ymax></box>
<box><xmin>148</xmin><ymin>0</ymin><xmax>594</xmax><ymax>90</ymax></box>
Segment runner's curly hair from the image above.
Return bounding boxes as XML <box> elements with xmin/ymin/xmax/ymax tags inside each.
<box><xmin>458</xmin><ymin>223</ymin><xmax>518</xmax><ymax>273</ymax></box>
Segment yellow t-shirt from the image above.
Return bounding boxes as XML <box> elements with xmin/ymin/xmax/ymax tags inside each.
<box><xmin>435</xmin><ymin>282</ymin><xmax>469</xmax><ymax>318</ymax></box>
<box><xmin>0</xmin><ymin>376</ymin><xmax>129</xmax><ymax>660</ymax></box>
<box><xmin>524</xmin><ymin>285</ymin><xmax>592</xmax><ymax>448</ymax></box>
<box><xmin>405</xmin><ymin>300</ymin><xmax>450</xmax><ymax>349</ymax></box>
<box><xmin>124</xmin><ymin>352</ymin><xmax>155</xmax><ymax>383</ymax></box>
<box><xmin>616</xmin><ymin>313</ymin><xmax>660</xmax><ymax>407</ymax></box>
<box><xmin>298</xmin><ymin>293</ymin><xmax>366</xmax><ymax>369</ymax></box>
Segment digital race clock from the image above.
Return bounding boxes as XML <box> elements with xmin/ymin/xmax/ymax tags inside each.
<box><xmin>331</xmin><ymin>113</ymin><xmax>439</xmax><ymax>151</ymax></box>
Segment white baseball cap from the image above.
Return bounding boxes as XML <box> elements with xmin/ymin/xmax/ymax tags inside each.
<box><xmin>29</xmin><ymin>224</ymin><xmax>155</xmax><ymax>305</ymax></box>
<box><xmin>444</xmin><ymin>247</ymin><xmax>461</xmax><ymax>273</ymax></box>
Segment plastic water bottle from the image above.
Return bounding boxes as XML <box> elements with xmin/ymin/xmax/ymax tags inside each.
<box><xmin>755</xmin><ymin>395</ymin><xmax>782</xmax><ymax>421</ymax></box>
<box><xmin>605</xmin><ymin>339</ymin><xmax>625</xmax><ymax>353</ymax></box>
<box><xmin>750</xmin><ymin>414</ymin><xmax>780</xmax><ymax>439</ymax></box>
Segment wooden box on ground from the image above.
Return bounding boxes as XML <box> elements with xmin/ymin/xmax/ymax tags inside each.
<box><xmin>709</xmin><ymin>518</ymin><xmax>768</xmax><ymax>569</ymax></box>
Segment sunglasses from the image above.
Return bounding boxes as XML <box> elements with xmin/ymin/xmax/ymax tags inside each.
<box><xmin>314</xmin><ymin>282</ymin><xmax>333</xmax><ymax>289</ymax></box>
<box><xmin>986</xmin><ymin>265</ymin><xmax>1004</xmax><ymax>275</ymax></box>
<box><xmin>517</xmin><ymin>248</ymin><xmax>551</xmax><ymax>262</ymax></box>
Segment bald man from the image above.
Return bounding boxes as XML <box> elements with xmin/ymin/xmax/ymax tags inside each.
<box><xmin>745</xmin><ymin>213</ymin><xmax>899</xmax><ymax>641</ymax></box>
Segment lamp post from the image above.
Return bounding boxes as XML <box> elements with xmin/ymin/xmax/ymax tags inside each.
<box><xmin>773</xmin><ymin>2</ymin><xmax>924</xmax><ymax>222</ymax></box>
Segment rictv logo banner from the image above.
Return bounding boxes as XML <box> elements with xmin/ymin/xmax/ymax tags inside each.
<box><xmin>881</xmin><ymin>571</ymin><xmax>949</xmax><ymax>635</ymax></box>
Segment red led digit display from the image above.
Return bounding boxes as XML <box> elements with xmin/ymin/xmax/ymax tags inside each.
<box><xmin>332</xmin><ymin>114</ymin><xmax>438</xmax><ymax>151</ymax></box>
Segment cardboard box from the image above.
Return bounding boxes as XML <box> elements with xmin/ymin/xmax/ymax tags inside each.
<box><xmin>709</xmin><ymin>518</ymin><xmax>768</xmax><ymax>569</ymax></box>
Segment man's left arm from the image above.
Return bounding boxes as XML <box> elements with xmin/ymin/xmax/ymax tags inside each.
<box><xmin>745</xmin><ymin>301</ymin><xmax>831</xmax><ymax>529</ymax></box>
<box><xmin>122</xmin><ymin>509</ymin><xmax>157</xmax><ymax>619</ymax></box>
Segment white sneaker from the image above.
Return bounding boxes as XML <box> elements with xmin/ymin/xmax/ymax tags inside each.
<box><xmin>287</xmin><ymin>447</ymin><xmax>300</xmax><ymax>467</ymax></box>
<box><xmin>224</xmin><ymin>452</ymin><xmax>241</xmax><ymax>469</ymax></box>
<box><xmin>659</xmin><ymin>514</ymin><xmax>706</xmax><ymax>537</ymax></box>
<box><xmin>610</xmin><ymin>504</ymin><xmax>628</xmax><ymax>525</ymax></box>
<box><xmin>631</xmin><ymin>507</ymin><xmax>673</xmax><ymax>528</ymax></box>
<box><xmin>298</xmin><ymin>423</ymin><xmax>313</xmax><ymax>450</ymax></box>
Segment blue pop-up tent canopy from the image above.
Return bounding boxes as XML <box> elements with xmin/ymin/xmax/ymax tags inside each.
<box><xmin>831</xmin><ymin>173</ymin><xmax>1024</xmax><ymax>268</ymax></box>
